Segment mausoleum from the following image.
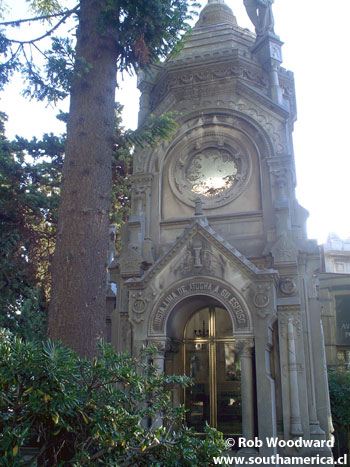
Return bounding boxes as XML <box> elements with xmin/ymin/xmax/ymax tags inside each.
<box><xmin>109</xmin><ymin>0</ymin><xmax>333</xmax><ymax>461</ymax></box>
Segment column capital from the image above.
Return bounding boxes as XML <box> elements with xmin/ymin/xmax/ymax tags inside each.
<box><xmin>148</xmin><ymin>338</ymin><xmax>170</xmax><ymax>355</ymax></box>
<box><xmin>234</xmin><ymin>339</ymin><xmax>255</xmax><ymax>357</ymax></box>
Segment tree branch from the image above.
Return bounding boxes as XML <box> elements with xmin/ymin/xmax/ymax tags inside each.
<box><xmin>32</xmin><ymin>42</ymin><xmax>49</xmax><ymax>60</ymax></box>
<box><xmin>0</xmin><ymin>6</ymin><xmax>80</xmax><ymax>27</ymax></box>
<box><xmin>1</xmin><ymin>43</ymin><xmax>21</xmax><ymax>67</ymax></box>
<box><xmin>6</xmin><ymin>7</ymin><xmax>79</xmax><ymax>45</ymax></box>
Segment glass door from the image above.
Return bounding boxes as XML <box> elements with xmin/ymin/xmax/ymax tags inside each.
<box><xmin>184</xmin><ymin>307</ymin><xmax>242</xmax><ymax>435</ymax></box>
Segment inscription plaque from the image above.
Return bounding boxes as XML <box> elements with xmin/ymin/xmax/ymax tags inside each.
<box><xmin>150</xmin><ymin>279</ymin><xmax>250</xmax><ymax>335</ymax></box>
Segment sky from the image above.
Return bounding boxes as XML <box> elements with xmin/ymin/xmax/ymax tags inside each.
<box><xmin>1</xmin><ymin>0</ymin><xmax>350</xmax><ymax>245</ymax></box>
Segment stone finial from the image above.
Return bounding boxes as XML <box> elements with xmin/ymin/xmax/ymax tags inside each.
<box><xmin>196</xmin><ymin>0</ymin><xmax>237</xmax><ymax>27</ymax></box>
<box><xmin>194</xmin><ymin>197</ymin><xmax>203</xmax><ymax>216</ymax></box>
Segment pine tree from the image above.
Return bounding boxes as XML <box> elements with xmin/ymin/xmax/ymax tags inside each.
<box><xmin>1</xmin><ymin>0</ymin><xmax>198</xmax><ymax>356</ymax></box>
<box><xmin>0</xmin><ymin>112</ymin><xmax>63</xmax><ymax>340</ymax></box>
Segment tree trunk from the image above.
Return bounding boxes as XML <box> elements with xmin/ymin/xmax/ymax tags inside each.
<box><xmin>48</xmin><ymin>0</ymin><xmax>117</xmax><ymax>358</ymax></box>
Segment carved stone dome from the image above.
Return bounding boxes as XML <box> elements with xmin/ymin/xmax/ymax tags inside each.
<box><xmin>196</xmin><ymin>0</ymin><xmax>237</xmax><ymax>27</ymax></box>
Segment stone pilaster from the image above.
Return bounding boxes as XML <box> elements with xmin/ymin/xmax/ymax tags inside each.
<box><xmin>235</xmin><ymin>339</ymin><xmax>255</xmax><ymax>447</ymax></box>
<box><xmin>130</xmin><ymin>173</ymin><xmax>154</xmax><ymax>264</ymax></box>
<box><xmin>252</xmin><ymin>34</ymin><xmax>284</xmax><ymax>105</ymax></box>
<box><xmin>287</xmin><ymin>319</ymin><xmax>303</xmax><ymax>436</ymax></box>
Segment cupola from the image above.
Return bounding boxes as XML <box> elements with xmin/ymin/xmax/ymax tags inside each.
<box><xmin>195</xmin><ymin>0</ymin><xmax>237</xmax><ymax>27</ymax></box>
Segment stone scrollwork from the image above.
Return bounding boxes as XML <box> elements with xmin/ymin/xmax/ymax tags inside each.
<box><xmin>270</xmin><ymin>232</ymin><xmax>298</xmax><ymax>265</ymax></box>
<box><xmin>168</xmin><ymin>128</ymin><xmax>252</xmax><ymax>209</ymax></box>
<box><xmin>279</xmin><ymin>277</ymin><xmax>297</xmax><ymax>296</ymax></box>
<box><xmin>130</xmin><ymin>287</ymin><xmax>156</xmax><ymax>324</ymax></box>
<box><xmin>253</xmin><ymin>290</ymin><xmax>270</xmax><ymax>308</ymax></box>
<box><xmin>132</xmin><ymin>297</ymin><xmax>147</xmax><ymax>314</ymax></box>
<box><xmin>246</xmin><ymin>282</ymin><xmax>273</xmax><ymax>319</ymax></box>
<box><xmin>131</xmin><ymin>173</ymin><xmax>153</xmax><ymax>216</ymax></box>
<box><xmin>148</xmin><ymin>339</ymin><xmax>168</xmax><ymax>354</ymax></box>
<box><xmin>234</xmin><ymin>339</ymin><xmax>255</xmax><ymax>357</ymax></box>
<box><xmin>272</xmin><ymin>168</ymin><xmax>289</xmax><ymax>202</ymax></box>
<box><xmin>143</xmin><ymin>109</ymin><xmax>278</xmax><ymax>176</ymax></box>
<box><xmin>181</xmin><ymin>249</ymin><xmax>195</xmax><ymax>272</ymax></box>
<box><xmin>176</xmin><ymin>237</ymin><xmax>224</xmax><ymax>277</ymax></box>
<box><xmin>150</xmin><ymin>63</ymin><xmax>269</xmax><ymax>112</ymax></box>
<box><xmin>168</xmin><ymin>340</ymin><xmax>181</xmax><ymax>354</ymax></box>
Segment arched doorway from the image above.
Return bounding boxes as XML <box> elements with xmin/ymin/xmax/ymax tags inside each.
<box><xmin>151</xmin><ymin>282</ymin><xmax>256</xmax><ymax>439</ymax></box>
<box><xmin>184</xmin><ymin>306</ymin><xmax>242</xmax><ymax>435</ymax></box>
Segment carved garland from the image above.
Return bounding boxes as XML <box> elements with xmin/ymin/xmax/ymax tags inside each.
<box><xmin>150</xmin><ymin>63</ymin><xmax>269</xmax><ymax>112</ymax></box>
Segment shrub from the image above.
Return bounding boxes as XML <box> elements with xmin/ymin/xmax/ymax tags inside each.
<box><xmin>0</xmin><ymin>329</ymin><xmax>224</xmax><ymax>465</ymax></box>
<box><xmin>328</xmin><ymin>367</ymin><xmax>350</xmax><ymax>461</ymax></box>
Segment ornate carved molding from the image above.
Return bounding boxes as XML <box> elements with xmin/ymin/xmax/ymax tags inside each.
<box><xmin>279</xmin><ymin>277</ymin><xmax>297</xmax><ymax>296</ymax></box>
<box><xmin>271</xmin><ymin>168</ymin><xmax>290</xmax><ymax>202</ymax></box>
<box><xmin>243</xmin><ymin>281</ymin><xmax>275</xmax><ymax>320</ymax></box>
<box><xmin>147</xmin><ymin>338</ymin><xmax>170</xmax><ymax>354</ymax></box>
<box><xmin>129</xmin><ymin>287</ymin><xmax>156</xmax><ymax>324</ymax></box>
<box><xmin>149</xmin><ymin>277</ymin><xmax>252</xmax><ymax>336</ymax></box>
<box><xmin>130</xmin><ymin>173</ymin><xmax>153</xmax><ymax>216</ymax></box>
<box><xmin>270</xmin><ymin>233</ymin><xmax>298</xmax><ymax>265</ymax></box>
<box><xmin>234</xmin><ymin>338</ymin><xmax>255</xmax><ymax>357</ymax></box>
<box><xmin>168</xmin><ymin>127</ymin><xmax>252</xmax><ymax>209</ymax></box>
<box><xmin>180</xmin><ymin>102</ymin><xmax>280</xmax><ymax>155</ymax></box>
<box><xmin>279</xmin><ymin>309</ymin><xmax>301</xmax><ymax>338</ymax></box>
<box><xmin>134</xmin><ymin>107</ymin><xmax>280</xmax><ymax>175</ymax></box>
<box><xmin>150</xmin><ymin>61</ymin><xmax>269</xmax><ymax>112</ymax></box>
<box><xmin>125</xmin><ymin>219</ymin><xmax>277</xmax><ymax>292</ymax></box>
<box><xmin>174</xmin><ymin>236</ymin><xmax>225</xmax><ymax>278</ymax></box>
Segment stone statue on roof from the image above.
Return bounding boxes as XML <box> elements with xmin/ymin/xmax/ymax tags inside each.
<box><xmin>243</xmin><ymin>0</ymin><xmax>275</xmax><ymax>37</ymax></box>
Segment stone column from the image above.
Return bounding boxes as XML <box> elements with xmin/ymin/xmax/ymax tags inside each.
<box><xmin>269</xmin><ymin>64</ymin><xmax>283</xmax><ymax>105</ymax></box>
<box><xmin>235</xmin><ymin>339</ymin><xmax>255</xmax><ymax>444</ymax></box>
<box><xmin>320</xmin><ymin>321</ymin><xmax>334</xmax><ymax>438</ymax></box>
<box><xmin>149</xmin><ymin>340</ymin><xmax>167</xmax><ymax>429</ymax></box>
<box><xmin>151</xmin><ymin>340</ymin><xmax>167</xmax><ymax>374</ymax></box>
<box><xmin>153</xmin><ymin>351</ymin><xmax>165</xmax><ymax>375</ymax></box>
<box><xmin>287</xmin><ymin>319</ymin><xmax>304</xmax><ymax>436</ymax></box>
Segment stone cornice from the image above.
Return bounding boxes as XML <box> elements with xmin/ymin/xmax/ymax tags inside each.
<box><xmin>236</xmin><ymin>81</ymin><xmax>290</xmax><ymax>120</ymax></box>
<box><xmin>150</xmin><ymin>53</ymin><xmax>270</xmax><ymax>113</ymax></box>
<box><xmin>159</xmin><ymin>210</ymin><xmax>263</xmax><ymax>227</ymax></box>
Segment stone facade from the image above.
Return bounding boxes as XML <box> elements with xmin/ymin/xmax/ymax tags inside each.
<box><xmin>319</xmin><ymin>234</ymin><xmax>350</xmax><ymax>367</ymax></box>
<box><xmin>321</xmin><ymin>233</ymin><xmax>350</xmax><ymax>274</ymax></box>
<box><xmin>109</xmin><ymin>0</ymin><xmax>333</xmax><ymax>462</ymax></box>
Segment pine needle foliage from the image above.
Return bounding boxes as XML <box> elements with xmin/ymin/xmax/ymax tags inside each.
<box><xmin>0</xmin><ymin>113</ymin><xmax>63</xmax><ymax>340</ymax></box>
